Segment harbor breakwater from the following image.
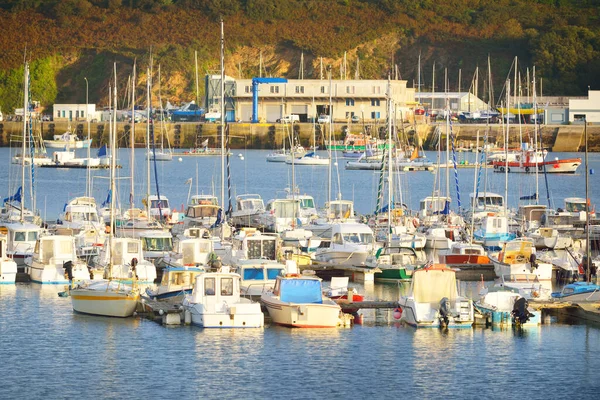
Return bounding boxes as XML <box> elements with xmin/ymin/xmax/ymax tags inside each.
<box><xmin>0</xmin><ymin>121</ymin><xmax>598</xmax><ymax>152</ymax></box>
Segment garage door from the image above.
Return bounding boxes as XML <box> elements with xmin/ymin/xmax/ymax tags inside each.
<box><xmin>266</xmin><ymin>105</ymin><xmax>281</xmax><ymax>122</ymax></box>
<box><xmin>291</xmin><ymin>105</ymin><xmax>308</xmax><ymax>114</ymax></box>
<box><xmin>240</xmin><ymin>105</ymin><xmax>252</xmax><ymax>122</ymax></box>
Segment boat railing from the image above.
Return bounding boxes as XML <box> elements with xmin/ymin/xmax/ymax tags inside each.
<box><xmin>242</xmin><ymin>282</ymin><xmax>269</xmax><ymax>299</ymax></box>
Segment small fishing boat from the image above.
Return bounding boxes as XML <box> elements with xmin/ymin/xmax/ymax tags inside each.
<box><xmin>551</xmin><ymin>282</ymin><xmax>600</xmax><ymax>302</ymax></box>
<box><xmin>25</xmin><ymin>235</ymin><xmax>90</xmax><ymax>284</ymax></box>
<box><xmin>397</xmin><ymin>264</ymin><xmax>474</xmax><ymax>328</ymax></box>
<box><xmin>182</xmin><ymin>268</ymin><xmax>264</xmax><ymax>328</ymax></box>
<box><xmin>491</xmin><ymin>238</ymin><xmax>553</xmax><ymax>281</ymax></box>
<box><xmin>145</xmin><ymin>265</ymin><xmax>205</xmax><ymax>301</ymax></box>
<box><xmin>314</xmin><ymin>222</ymin><xmax>377</xmax><ymax>266</ymax></box>
<box><xmin>475</xmin><ymin>288</ymin><xmax>540</xmax><ymax>326</ymax></box>
<box><xmin>235</xmin><ymin>259</ymin><xmax>286</xmax><ymax>300</ymax></box>
<box><xmin>365</xmin><ymin>246</ymin><xmax>425</xmax><ymax>282</ymax></box>
<box><xmin>230</xmin><ymin>194</ymin><xmax>265</xmax><ymax>228</ymax></box>
<box><xmin>261</xmin><ymin>272</ymin><xmax>342</xmax><ymax>328</ymax></box>
<box><xmin>44</xmin><ymin>130</ymin><xmax>92</xmax><ymax>149</ymax></box>
<box><xmin>286</xmin><ymin>151</ymin><xmax>329</xmax><ymax>166</ymax></box>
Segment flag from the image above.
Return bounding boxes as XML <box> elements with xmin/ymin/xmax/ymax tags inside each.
<box><xmin>520</xmin><ymin>193</ymin><xmax>537</xmax><ymax>200</ymax></box>
<box><xmin>410</xmin><ymin>147</ymin><xmax>419</xmax><ymax>160</ymax></box>
<box><xmin>101</xmin><ymin>190</ymin><xmax>112</xmax><ymax>207</ymax></box>
<box><xmin>3</xmin><ymin>186</ymin><xmax>22</xmax><ymax>204</ymax></box>
<box><xmin>210</xmin><ymin>208</ymin><xmax>224</xmax><ymax>228</ymax></box>
<box><xmin>185</xmin><ymin>178</ymin><xmax>193</xmax><ymax>185</ymax></box>
<box><xmin>97</xmin><ymin>144</ymin><xmax>107</xmax><ymax>157</ymax></box>
<box><xmin>201</xmin><ymin>139</ymin><xmax>209</xmax><ymax>147</ymax></box>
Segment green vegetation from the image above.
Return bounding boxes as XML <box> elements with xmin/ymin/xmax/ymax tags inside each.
<box><xmin>0</xmin><ymin>0</ymin><xmax>597</xmax><ymax>112</ymax></box>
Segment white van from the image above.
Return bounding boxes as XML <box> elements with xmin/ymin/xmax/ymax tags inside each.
<box><xmin>277</xmin><ymin>114</ymin><xmax>299</xmax><ymax>123</ymax></box>
<box><xmin>317</xmin><ymin>114</ymin><xmax>330</xmax><ymax>123</ymax></box>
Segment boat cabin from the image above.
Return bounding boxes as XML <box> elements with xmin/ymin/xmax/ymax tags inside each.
<box><xmin>331</xmin><ymin>223</ymin><xmax>374</xmax><ymax>246</ymax></box>
<box><xmin>189</xmin><ymin>271</ymin><xmax>242</xmax><ymax>305</ymax></box>
<box><xmin>5</xmin><ymin>223</ymin><xmax>40</xmax><ymax>256</ymax></box>
<box><xmin>470</xmin><ymin>192</ymin><xmax>504</xmax><ymax>211</ymax></box>
<box><xmin>273</xmin><ymin>275</ymin><xmax>324</xmax><ymax>304</ymax></box>
<box><xmin>419</xmin><ymin>196</ymin><xmax>450</xmax><ymax>218</ymax></box>
<box><xmin>563</xmin><ymin>197</ymin><xmax>595</xmax><ymax>219</ymax></box>
<box><xmin>325</xmin><ymin>200</ymin><xmax>355</xmax><ymax>220</ymax></box>
<box><xmin>518</xmin><ymin>204</ymin><xmax>547</xmax><ymax>228</ymax></box>
<box><xmin>232</xmin><ymin>228</ymin><xmax>278</xmax><ymax>261</ymax></box>
<box><xmin>184</xmin><ymin>204</ymin><xmax>221</xmax><ymax>228</ymax></box>
<box><xmin>265</xmin><ymin>199</ymin><xmax>299</xmax><ymax>219</ymax></box>
<box><xmin>32</xmin><ymin>235</ymin><xmax>77</xmax><ymax>265</ymax></box>
<box><xmin>376</xmin><ymin>246</ymin><xmax>423</xmax><ymax>266</ymax></box>
<box><xmin>178</xmin><ymin>238</ymin><xmax>213</xmax><ymax>266</ymax></box>
<box><xmin>236</xmin><ymin>259</ymin><xmax>285</xmax><ymax>296</ymax></box>
<box><xmin>139</xmin><ymin>231</ymin><xmax>173</xmax><ymax>261</ymax></box>
<box><xmin>189</xmin><ymin>194</ymin><xmax>219</xmax><ymax>207</ymax></box>
<box><xmin>235</xmin><ymin>194</ymin><xmax>264</xmax><ymax>213</ymax></box>
<box><xmin>498</xmin><ymin>239</ymin><xmax>535</xmax><ymax>264</ymax></box>
<box><xmin>147</xmin><ymin>195</ymin><xmax>171</xmax><ymax>220</ymax></box>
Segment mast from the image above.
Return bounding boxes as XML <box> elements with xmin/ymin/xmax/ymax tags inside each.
<box><xmin>417</xmin><ymin>52</ymin><xmax>421</xmax><ymax>105</ymax></box>
<box><xmin>327</xmin><ymin>65</ymin><xmax>333</xmax><ymax>204</ymax></box>
<box><xmin>533</xmin><ymin>66</ymin><xmax>539</xmax><ymax>201</ymax></box>
<box><xmin>85</xmin><ymin>77</ymin><xmax>91</xmax><ymax>199</ymax></box>
<box><xmin>130</xmin><ymin>61</ymin><xmax>136</xmax><ymax>211</ymax></box>
<box><xmin>445</xmin><ymin>68</ymin><xmax>450</xmax><ymax>202</ymax></box>
<box><xmin>470</xmin><ymin>131</ymin><xmax>480</xmax><ymax>243</ymax></box>
<box><xmin>220</xmin><ymin>18</ymin><xmax>226</xmax><ymax>235</ymax></box>
<box><xmin>584</xmin><ymin>114</ymin><xmax>591</xmax><ymax>282</ymax></box>
<box><xmin>386</xmin><ymin>78</ymin><xmax>393</xmax><ymax>246</ymax></box>
<box><xmin>109</xmin><ymin>65</ymin><xmax>117</xmax><ymax>275</ymax></box>
<box><xmin>20</xmin><ymin>62</ymin><xmax>29</xmax><ymax>224</ymax></box>
<box><xmin>146</xmin><ymin>65</ymin><xmax>151</xmax><ymax>217</ymax></box>
<box><xmin>194</xmin><ymin>50</ymin><xmax>200</xmax><ymax>110</ymax></box>
<box><xmin>504</xmin><ymin>79</ymin><xmax>510</xmax><ymax>216</ymax></box>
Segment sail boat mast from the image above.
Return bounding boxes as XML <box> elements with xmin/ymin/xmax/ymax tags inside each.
<box><xmin>130</xmin><ymin>61</ymin><xmax>136</xmax><ymax>210</ymax></box>
<box><xmin>386</xmin><ymin>78</ymin><xmax>393</xmax><ymax>246</ymax></box>
<box><xmin>220</xmin><ymin>18</ymin><xmax>226</xmax><ymax>231</ymax></box>
<box><xmin>504</xmin><ymin>79</ymin><xmax>510</xmax><ymax>216</ymax></box>
<box><xmin>20</xmin><ymin>63</ymin><xmax>29</xmax><ymax>224</ymax></box>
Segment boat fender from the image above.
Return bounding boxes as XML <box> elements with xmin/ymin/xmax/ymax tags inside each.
<box><xmin>525</xmin><ymin>167</ymin><xmax>530</xmax><ymax>173</ymax></box>
<box><xmin>393</xmin><ymin>307</ymin><xmax>402</xmax><ymax>320</ymax></box>
<box><xmin>538</xmin><ymin>165</ymin><xmax>543</xmax><ymax>171</ymax></box>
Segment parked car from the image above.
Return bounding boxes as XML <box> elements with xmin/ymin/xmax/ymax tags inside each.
<box><xmin>317</xmin><ymin>114</ymin><xmax>330</xmax><ymax>123</ymax></box>
<box><xmin>276</xmin><ymin>114</ymin><xmax>300</xmax><ymax>123</ymax></box>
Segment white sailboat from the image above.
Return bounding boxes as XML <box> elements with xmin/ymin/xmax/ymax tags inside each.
<box><xmin>70</xmin><ymin>64</ymin><xmax>140</xmax><ymax>318</ymax></box>
<box><xmin>146</xmin><ymin>65</ymin><xmax>173</xmax><ymax>161</ymax></box>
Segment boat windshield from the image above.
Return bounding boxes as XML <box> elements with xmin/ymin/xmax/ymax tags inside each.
<box><xmin>151</xmin><ymin>199</ymin><xmax>169</xmax><ymax>209</ymax></box>
<box><xmin>342</xmin><ymin>233</ymin><xmax>373</xmax><ymax>244</ymax></box>
<box><xmin>69</xmin><ymin>211</ymin><xmax>99</xmax><ymax>222</ymax></box>
<box><xmin>476</xmin><ymin>197</ymin><xmax>503</xmax><ymax>207</ymax></box>
<box><xmin>280</xmin><ymin>279</ymin><xmax>322</xmax><ymax>303</ymax></box>
<box><xmin>14</xmin><ymin>231</ymin><xmax>38</xmax><ymax>242</ymax></box>
<box><xmin>566</xmin><ymin>201</ymin><xmax>588</xmax><ymax>212</ymax></box>
<box><xmin>299</xmin><ymin>198</ymin><xmax>315</xmax><ymax>209</ymax></box>
<box><xmin>330</xmin><ymin>203</ymin><xmax>352</xmax><ymax>219</ymax></box>
<box><xmin>142</xmin><ymin>237</ymin><xmax>173</xmax><ymax>251</ymax></box>
<box><xmin>243</xmin><ymin>268</ymin><xmax>265</xmax><ymax>280</ymax></box>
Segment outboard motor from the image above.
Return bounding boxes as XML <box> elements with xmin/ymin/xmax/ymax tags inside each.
<box><xmin>439</xmin><ymin>297</ymin><xmax>451</xmax><ymax>327</ymax></box>
<box><xmin>511</xmin><ymin>297</ymin><xmax>532</xmax><ymax>325</ymax></box>
<box><xmin>63</xmin><ymin>260</ymin><xmax>74</xmax><ymax>281</ymax></box>
<box><xmin>529</xmin><ymin>253</ymin><xmax>537</xmax><ymax>269</ymax></box>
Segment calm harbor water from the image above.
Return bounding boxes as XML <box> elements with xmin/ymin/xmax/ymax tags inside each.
<box><xmin>1</xmin><ymin>148</ymin><xmax>600</xmax><ymax>398</ymax></box>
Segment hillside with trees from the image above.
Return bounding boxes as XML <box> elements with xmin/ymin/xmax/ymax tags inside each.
<box><xmin>0</xmin><ymin>0</ymin><xmax>598</xmax><ymax>113</ymax></box>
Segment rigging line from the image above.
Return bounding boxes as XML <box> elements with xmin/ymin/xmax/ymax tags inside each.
<box><xmin>450</xmin><ymin>121</ymin><xmax>461</xmax><ymax>210</ymax></box>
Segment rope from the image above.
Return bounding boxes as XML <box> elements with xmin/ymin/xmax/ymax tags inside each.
<box><xmin>226</xmin><ymin>124</ymin><xmax>233</xmax><ymax>217</ymax></box>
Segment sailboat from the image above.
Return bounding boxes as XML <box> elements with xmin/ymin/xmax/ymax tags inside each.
<box><xmin>286</xmin><ymin>119</ymin><xmax>329</xmax><ymax>166</ymax></box>
<box><xmin>70</xmin><ymin>64</ymin><xmax>140</xmax><ymax>318</ymax></box>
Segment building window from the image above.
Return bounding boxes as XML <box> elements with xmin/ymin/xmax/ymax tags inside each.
<box><xmin>57</xmin><ymin>111</ymin><xmax>60</xmax><ymax>118</ymax></box>
<box><xmin>245</xmin><ymin>86</ymin><xmax>251</xmax><ymax>93</ymax></box>
<box><xmin>270</xmin><ymin>86</ymin><xmax>279</xmax><ymax>94</ymax></box>
<box><xmin>295</xmin><ymin>86</ymin><xmax>304</xmax><ymax>94</ymax></box>
<box><xmin>320</xmin><ymin>86</ymin><xmax>327</xmax><ymax>94</ymax></box>
<box><xmin>345</xmin><ymin>99</ymin><xmax>355</xmax><ymax>106</ymax></box>
<box><xmin>346</xmin><ymin>86</ymin><xmax>355</xmax><ymax>94</ymax></box>
<box><xmin>372</xmin><ymin>86</ymin><xmax>381</xmax><ymax>94</ymax></box>
<box><xmin>62</xmin><ymin>110</ymin><xmax>65</xmax><ymax>118</ymax></box>
<box><xmin>371</xmin><ymin>99</ymin><xmax>380</xmax><ymax>107</ymax></box>
<box><xmin>371</xmin><ymin>112</ymin><xmax>380</xmax><ymax>119</ymax></box>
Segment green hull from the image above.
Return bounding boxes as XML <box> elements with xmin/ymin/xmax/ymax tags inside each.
<box><xmin>375</xmin><ymin>268</ymin><xmax>412</xmax><ymax>282</ymax></box>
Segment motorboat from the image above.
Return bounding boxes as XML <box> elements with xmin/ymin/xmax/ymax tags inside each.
<box><xmin>475</xmin><ymin>287</ymin><xmax>540</xmax><ymax>326</ymax></box>
<box><xmin>156</xmin><ymin>237</ymin><xmax>213</xmax><ymax>271</ymax></box>
<box><xmin>3</xmin><ymin>222</ymin><xmax>41</xmax><ymax>266</ymax></box>
<box><xmin>256</xmin><ymin>198</ymin><xmax>300</xmax><ymax>233</ymax></box>
<box><xmin>280</xmin><ymin>228</ymin><xmax>321</xmax><ymax>253</ymax></box>
<box><xmin>261</xmin><ymin>272</ymin><xmax>342</xmax><ymax>328</ymax></box>
<box><xmin>0</xmin><ymin>236</ymin><xmax>17</xmax><ymax>284</ymax></box>
<box><xmin>183</xmin><ymin>203</ymin><xmax>221</xmax><ymax>230</ymax></box>
<box><xmin>491</xmin><ymin>238</ymin><xmax>553</xmax><ymax>281</ymax></box>
<box><xmin>438</xmin><ymin>242</ymin><xmax>491</xmax><ymax>265</ymax></box>
<box><xmin>423</xmin><ymin>225</ymin><xmax>460</xmax><ymax>250</ymax></box>
<box><xmin>551</xmin><ymin>282</ymin><xmax>600</xmax><ymax>302</ymax></box>
<box><xmin>139</xmin><ymin>230</ymin><xmax>173</xmax><ymax>264</ymax></box>
<box><xmin>314</xmin><ymin>222</ymin><xmax>377</xmax><ymax>266</ymax></box>
<box><xmin>230</xmin><ymin>194</ymin><xmax>265</xmax><ymax>228</ymax></box>
<box><xmin>528</xmin><ymin>227</ymin><xmax>573</xmax><ymax>250</ymax></box>
<box><xmin>145</xmin><ymin>265</ymin><xmax>205</xmax><ymax>301</ymax></box>
<box><xmin>473</xmin><ymin>214</ymin><xmax>516</xmax><ymax>250</ymax></box>
<box><xmin>305</xmin><ymin>199</ymin><xmax>360</xmax><ymax>239</ymax></box>
<box><xmin>147</xmin><ymin>195</ymin><xmax>172</xmax><ymax>222</ymax></box>
<box><xmin>235</xmin><ymin>259</ymin><xmax>286</xmax><ymax>299</ymax></box>
<box><xmin>397</xmin><ymin>264</ymin><xmax>474</xmax><ymax>328</ymax></box>
<box><xmin>495</xmin><ymin>274</ymin><xmax>552</xmax><ymax>301</ymax></box>
<box><xmin>182</xmin><ymin>269</ymin><xmax>264</xmax><ymax>328</ymax></box>
<box><xmin>365</xmin><ymin>245</ymin><xmax>425</xmax><ymax>282</ymax></box>
<box><xmin>25</xmin><ymin>235</ymin><xmax>90</xmax><ymax>284</ymax></box>
<box><xmin>116</xmin><ymin>208</ymin><xmax>165</xmax><ymax>239</ymax></box>
<box><xmin>324</xmin><ymin>276</ymin><xmax>364</xmax><ymax>313</ymax></box>
<box><xmin>94</xmin><ymin>237</ymin><xmax>157</xmax><ymax>284</ymax></box>
<box><xmin>43</xmin><ymin>130</ymin><xmax>92</xmax><ymax>149</ymax></box>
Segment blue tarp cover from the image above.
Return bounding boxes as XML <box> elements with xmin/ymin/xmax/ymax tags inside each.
<box><xmin>280</xmin><ymin>279</ymin><xmax>323</xmax><ymax>304</ymax></box>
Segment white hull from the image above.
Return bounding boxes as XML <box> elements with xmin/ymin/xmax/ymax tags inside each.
<box><xmin>70</xmin><ymin>280</ymin><xmax>139</xmax><ymax>317</ymax></box>
<box><xmin>286</xmin><ymin>157</ymin><xmax>329</xmax><ymax>166</ymax></box>
<box><xmin>261</xmin><ymin>296</ymin><xmax>341</xmax><ymax>328</ymax></box>
<box><xmin>492</xmin><ymin>259</ymin><xmax>553</xmax><ymax>281</ymax></box>
<box><xmin>146</xmin><ymin>151</ymin><xmax>173</xmax><ymax>161</ymax></box>
<box><xmin>314</xmin><ymin>249</ymin><xmax>369</xmax><ymax>266</ymax></box>
<box><xmin>27</xmin><ymin>263</ymin><xmax>90</xmax><ymax>284</ymax></box>
<box><xmin>44</xmin><ymin>139</ymin><xmax>91</xmax><ymax>149</ymax></box>
<box><xmin>184</xmin><ymin>301</ymin><xmax>264</xmax><ymax>328</ymax></box>
<box><xmin>425</xmin><ymin>236</ymin><xmax>453</xmax><ymax>250</ymax></box>
<box><xmin>398</xmin><ymin>297</ymin><xmax>474</xmax><ymax>328</ymax></box>
<box><xmin>0</xmin><ymin>259</ymin><xmax>17</xmax><ymax>284</ymax></box>
<box><xmin>533</xmin><ymin>236</ymin><xmax>573</xmax><ymax>250</ymax></box>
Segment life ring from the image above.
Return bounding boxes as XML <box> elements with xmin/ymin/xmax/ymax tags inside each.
<box><xmin>286</xmin><ymin>273</ymin><xmax>301</xmax><ymax>278</ymax></box>
<box><xmin>525</xmin><ymin>167</ymin><xmax>530</xmax><ymax>173</ymax></box>
<box><xmin>499</xmin><ymin>166</ymin><xmax>505</xmax><ymax>172</ymax></box>
<box><xmin>538</xmin><ymin>165</ymin><xmax>543</xmax><ymax>171</ymax></box>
